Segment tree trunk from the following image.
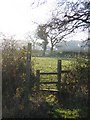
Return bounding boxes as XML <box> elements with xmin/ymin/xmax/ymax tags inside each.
<box><xmin>50</xmin><ymin>44</ymin><xmax>54</xmax><ymax>55</ymax></box>
<box><xmin>42</xmin><ymin>41</ymin><xmax>48</xmax><ymax>56</ymax></box>
<box><xmin>42</xmin><ymin>50</ymin><xmax>45</xmax><ymax>56</ymax></box>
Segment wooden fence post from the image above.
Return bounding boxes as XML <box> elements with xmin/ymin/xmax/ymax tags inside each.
<box><xmin>57</xmin><ymin>60</ymin><xmax>61</xmax><ymax>97</ymax></box>
<box><xmin>22</xmin><ymin>43</ymin><xmax>32</xmax><ymax>117</ymax></box>
<box><xmin>36</xmin><ymin>70</ymin><xmax>40</xmax><ymax>91</ymax></box>
<box><xmin>26</xmin><ymin>43</ymin><xmax>32</xmax><ymax>89</ymax></box>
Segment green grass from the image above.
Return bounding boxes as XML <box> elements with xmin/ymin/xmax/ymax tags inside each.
<box><xmin>32</xmin><ymin>57</ymin><xmax>57</xmax><ymax>73</ymax></box>
<box><xmin>32</xmin><ymin>57</ymin><xmax>74</xmax><ymax>73</ymax></box>
<box><xmin>53</xmin><ymin>108</ymin><xmax>80</xmax><ymax>118</ymax></box>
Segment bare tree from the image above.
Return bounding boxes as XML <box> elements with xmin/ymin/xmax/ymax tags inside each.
<box><xmin>33</xmin><ymin>0</ymin><xmax>90</xmax><ymax>54</ymax></box>
<box><xmin>26</xmin><ymin>32</ymin><xmax>37</xmax><ymax>50</ymax></box>
<box><xmin>36</xmin><ymin>25</ymin><xmax>48</xmax><ymax>56</ymax></box>
<box><xmin>64</xmin><ymin>1</ymin><xmax>90</xmax><ymax>26</ymax></box>
<box><xmin>36</xmin><ymin>16</ymin><xmax>74</xmax><ymax>54</ymax></box>
<box><xmin>30</xmin><ymin>0</ymin><xmax>47</xmax><ymax>8</ymax></box>
<box><xmin>32</xmin><ymin>0</ymin><xmax>90</xmax><ymax>33</ymax></box>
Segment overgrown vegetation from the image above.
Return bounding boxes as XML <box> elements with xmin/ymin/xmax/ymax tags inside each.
<box><xmin>2</xmin><ymin>38</ymin><xmax>88</xmax><ymax>118</ymax></box>
<box><xmin>2</xmin><ymin>39</ymin><xmax>36</xmax><ymax>118</ymax></box>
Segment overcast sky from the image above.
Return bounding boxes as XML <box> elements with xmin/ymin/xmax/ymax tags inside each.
<box><xmin>0</xmin><ymin>0</ymin><xmax>88</xmax><ymax>41</ymax></box>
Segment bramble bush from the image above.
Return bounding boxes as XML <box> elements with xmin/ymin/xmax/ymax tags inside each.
<box><xmin>2</xmin><ymin>38</ymin><xmax>37</xmax><ymax>118</ymax></box>
<box><xmin>61</xmin><ymin>57</ymin><xmax>88</xmax><ymax>114</ymax></box>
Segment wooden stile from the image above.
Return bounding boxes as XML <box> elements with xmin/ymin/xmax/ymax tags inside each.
<box><xmin>35</xmin><ymin>59</ymin><xmax>70</xmax><ymax>94</ymax></box>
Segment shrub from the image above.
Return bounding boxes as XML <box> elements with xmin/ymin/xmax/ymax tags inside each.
<box><xmin>2</xmin><ymin>38</ymin><xmax>36</xmax><ymax>118</ymax></box>
<box><xmin>61</xmin><ymin>57</ymin><xmax>88</xmax><ymax>110</ymax></box>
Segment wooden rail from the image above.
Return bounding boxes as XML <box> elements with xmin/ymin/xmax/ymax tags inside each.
<box><xmin>40</xmin><ymin>89</ymin><xmax>59</xmax><ymax>93</ymax></box>
<box><xmin>40</xmin><ymin>71</ymin><xmax>70</xmax><ymax>75</ymax></box>
<box><xmin>40</xmin><ymin>81</ymin><xmax>58</xmax><ymax>84</ymax></box>
<box><xmin>40</xmin><ymin>72</ymin><xmax>57</xmax><ymax>75</ymax></box>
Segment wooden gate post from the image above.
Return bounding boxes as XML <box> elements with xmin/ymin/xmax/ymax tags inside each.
<box><xmin>22</xmin><ymin>43</ymin><xmax>32</xmax><ymax>117</ymax></box>
<box><xmin>25</xmin><ymin>42</ymin><xmax>32</xmax><ymax>95</ymax></box>
<box><xmin>26</xmin><ymin>43</ymin><xmax>31</xmax><ymax>82</ymax></box>
<box><xmin>36</xmin><ymin>70</ymin><xmax>40</xmax><ymax>91</ymax></box>
<box><xmin>57</xmin><ymin>60</ymin><xmax>61</xmax><ymax>98</ymax></box>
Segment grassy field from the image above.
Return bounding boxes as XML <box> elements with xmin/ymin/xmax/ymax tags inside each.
<box><xmin>32</xmin><ymin>57</ymin><xmax>74</xmax><ymax>72</ymax></box>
